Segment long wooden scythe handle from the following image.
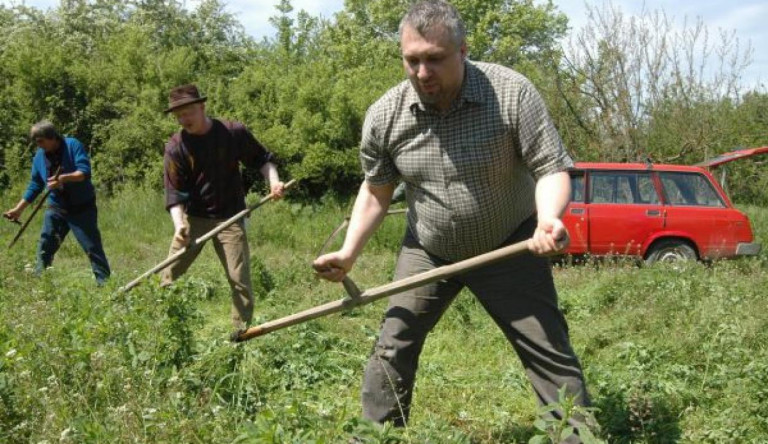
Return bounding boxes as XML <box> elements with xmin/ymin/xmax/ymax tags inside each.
<box><xmin>118</xmin><ymin>179</ymin><xmax>297</xmax><ymax>293</ymax></box>
<box><xmin>232</xmin><ymin>237</ymin><xmax>533</xmax><ymax>342</ymax></box>
<box><xmin>7</xmin><ymin>166</ymin><xmax>62</xmax><ymax>249</ymax></box>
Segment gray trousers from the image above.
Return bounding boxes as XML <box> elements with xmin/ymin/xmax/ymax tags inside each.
<box><xmin>362</xmin><ymin>217</ymin><xmax>590</xmax><ymax>429</ymax></box>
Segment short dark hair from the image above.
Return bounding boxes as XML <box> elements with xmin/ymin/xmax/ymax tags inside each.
<box><xmin>29</xmin><ymin>120</ymin><xmax>61</xmax><ymax>141</ymax></box>
<box><xmin>399</xmin><ymin>0</ymin><xmax>466</xmax><ymax>48</ymax></box>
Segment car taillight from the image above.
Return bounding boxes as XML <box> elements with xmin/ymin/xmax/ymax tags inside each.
<box><xmin>736</xmin><ymin>212</ymin><xmax>755</xmax><ymax>241</ymax></box>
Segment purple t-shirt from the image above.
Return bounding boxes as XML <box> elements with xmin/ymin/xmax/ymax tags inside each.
<box><xmin>163</xmin><ymin>119</ymin><xmax>274</xmax><ymax>218</ymax></box>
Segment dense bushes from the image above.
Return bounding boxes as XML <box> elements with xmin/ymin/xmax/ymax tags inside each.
<box><xmin>0</xmin><ymin>0</ymin><xmax>765</xmax><ymax>200</ymax></box>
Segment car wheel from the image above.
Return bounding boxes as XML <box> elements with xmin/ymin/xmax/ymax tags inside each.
<box><xmin>645</xmin><ymin>239</ymin><xmax>697</xmax><ymax>264</ymax></box>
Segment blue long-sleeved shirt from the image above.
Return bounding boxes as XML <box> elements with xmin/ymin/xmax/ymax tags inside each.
<box><xmin>23</xmin><ymin>137</ymin><xmax>96</xmax><ymax>209</ymax></box>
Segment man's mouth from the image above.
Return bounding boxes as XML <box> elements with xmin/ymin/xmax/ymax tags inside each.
<box><xmin>420</xmin><ymin>83</ymin><xmax>438</xmax><ymax>93</ymax></box>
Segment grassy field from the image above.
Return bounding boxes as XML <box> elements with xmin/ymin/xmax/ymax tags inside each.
<box><xmin>1</xmin><ymin>186</ymin><xmax>767</xmax><ymax>443</ymax></box>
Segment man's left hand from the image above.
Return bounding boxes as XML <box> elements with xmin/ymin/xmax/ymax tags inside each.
<box><xmin>270</xmin><ymin>181</ymin><xmax>285</xmax><ymax>200</ymax></box>
<box><xmin>528</xmin><ymin>216</ymin><xmax>570</xmax><ymax>256</ymax></box>
<box><xmin>46</xmin><ymin>177</ymin><xmax>63</xmax><ymax>190</ymax></box>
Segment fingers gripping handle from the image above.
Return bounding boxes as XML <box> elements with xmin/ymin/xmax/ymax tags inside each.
<box><xmin>555</xmin><ymin>231</ymin><xmax>570</xmax><ymax>251</ymax></box>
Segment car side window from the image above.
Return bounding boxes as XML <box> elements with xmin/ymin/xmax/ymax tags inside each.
<box><xmin>590</xmin><ymin>174</ymin><xmax>614</xmax><ymax>203</ymax></box>
<box><xmin>589</xmin><ymin>172</ymin><xmax>659</xmax><ymax>205</ymax></box>
<box><xmin>637</xmin><ymin>175</ymin><xmax>660</xmax><ymax>204</ymax></box>
<box><xmin>570</xmin><ymin>172</ymin><xmax>585</xmax><ymax>203</ymax></box>
<box><xmin>659</xmin><ymin>172</ymin><xmax>725</xmax><ymax>207</ymax></box>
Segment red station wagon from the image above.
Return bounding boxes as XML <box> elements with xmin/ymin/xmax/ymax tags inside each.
<box><xmin>562</xmin><ymin>147</ymin><xmax>767</xmax><ymax>262</ymax></box>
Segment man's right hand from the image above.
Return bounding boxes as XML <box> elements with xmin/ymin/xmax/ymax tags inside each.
<box><xmin>3</xmin><ymin>208</ymin><xmax>22</xmax><ymax>223</ymax></box>
<box><xmin>173</xmin><ymin>224</ymin><xmax>190</xmax><ymax>247</ymax></box>
<box><xmin>312</xmin><ymin>251</ymin><xmax>355</xmax><ymax>283</ymax></box>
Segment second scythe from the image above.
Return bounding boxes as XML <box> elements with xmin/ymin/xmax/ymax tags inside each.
<box><xmin>119</xmin><ymin>179</ymin><xmax>297</xmax><ymax>293</ymax></box>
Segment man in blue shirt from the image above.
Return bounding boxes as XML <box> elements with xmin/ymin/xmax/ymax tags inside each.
<box><xmin>3</xmin><ymin>121</ymin><xmax>111</xmax><ymax>284</ymax></box>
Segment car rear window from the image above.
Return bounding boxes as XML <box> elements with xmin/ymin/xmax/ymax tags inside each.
<box><xmin>589</xmin><ymin>172</ymin><xmax>659</xmax><ymax>205</ymax></box>
<box><xmin>659</xmin><ymin>172</ymin><xmax>725</xmax><ymax>207</ymax></box>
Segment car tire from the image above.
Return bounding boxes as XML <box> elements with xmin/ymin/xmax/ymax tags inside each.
<box><xmin>645</xmin><ymin>239</ymin><xmax>697</xmax><ymax>264</ymax></box>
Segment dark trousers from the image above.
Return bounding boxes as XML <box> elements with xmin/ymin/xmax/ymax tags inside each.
<box><xmin>362</xmin><ymin>217</ymin><xmax>590</xmax><ymax>432</ymax></box>
<box><xmin>36</xmin><ymin>205</ymin><xmax>111</xmax><ymax>284</ymax></box>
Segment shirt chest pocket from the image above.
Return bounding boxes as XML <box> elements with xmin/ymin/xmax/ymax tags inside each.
<box><xmin>391</xmin><ymin>131</ymin><xmax>444</xmax><ymax>183</ymax></box>
<box><xmin>448</xmin><ymin>126</ymin><xmax>513</xmax><ymax>181</ymax></box>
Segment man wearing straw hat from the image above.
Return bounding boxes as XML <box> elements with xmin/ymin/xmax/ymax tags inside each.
<box><xmin>313</xmin><ymin>0</ymin><xmax>590</xmax><ymax>438</ymax></box>
<box><xmin>162</xmin><ymin>83</ymin><xmax>285</xmax><ymax>331</ymax></box>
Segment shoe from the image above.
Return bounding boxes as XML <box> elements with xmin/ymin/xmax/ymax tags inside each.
<box><xmin>229</xmin><ymin>328</ymin><xmax>246</xmax><ymax>343</ymax></box>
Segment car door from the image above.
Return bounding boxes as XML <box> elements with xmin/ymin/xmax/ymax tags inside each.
<box><xmin>563</xmin><ymin>170</ymin><xmax>588</xmax><ymax>254</ymax></box>
<box><xmin>587</xmin><ymin>171</ymin><xmax>664</xmax><ymax>256</ymax></box>
<box><xmin>658</xmin><ymin>171</ymin><xmax>739</xmax><ymax>258</ymax></box>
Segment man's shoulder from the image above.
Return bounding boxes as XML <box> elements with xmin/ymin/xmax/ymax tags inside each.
<box><xmin>367</xmin><ymin>80</ymin><xmax>413</xmax><ymax>119</ymax></box>
<box><xmin>32</xmin><ymin>147</ymin><xmax>46</xmax><ymax>162</ymax></box>
<box><xmin>216</xmin><ymin>119</ymin><xmax>250</xmax><ymax>135</ymax></box>
<box><xmin>373</xmin><ymin>80</ymin><xmax>413</xmax><ymax>108</ymax></box>
<box><xmin>165</xmin><ymin>132</ymin><xmax>184</xmax><ymax>154</ymax></box>
<box><xmin>469</xmin><ymin>61</ymin><xmax>532</xmax><ymax>88</ymax></box>
<box><xmin>63</xmin><ymin>137</ymin><xmax>84</xmax><ymax>149</ymax></box>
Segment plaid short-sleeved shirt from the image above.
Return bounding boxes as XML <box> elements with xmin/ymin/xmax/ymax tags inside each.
<box><xmin>361</xmin><ymin>61</ymin><xmax>574</xmax><ymax>261</ymax></box>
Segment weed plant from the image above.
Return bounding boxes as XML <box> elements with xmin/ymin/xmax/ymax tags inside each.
<box><xmin>1</xmin><ymin>188</ymin><xmax>767</xmax><ymax>442</ymax></box>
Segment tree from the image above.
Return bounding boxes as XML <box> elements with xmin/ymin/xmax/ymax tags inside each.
<box><xmin>552</xmin><ymin>3</ymin><xmax>755</xmax><ymax>164</ymax></box>
<box><xmin>0</xmin><ymin>0</ymin><xmax>255</xmax><ymax>192</ymax></box>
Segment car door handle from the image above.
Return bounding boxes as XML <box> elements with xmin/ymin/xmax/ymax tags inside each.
<box><xmin>646</xmin><ymin>210</ymin><xmax>661</xmax><ymax>216</ymax></box>
<box><xmin>570</xmin><ymin>208</ymin><xmax>584</xmax><ymax>215</ymax></box>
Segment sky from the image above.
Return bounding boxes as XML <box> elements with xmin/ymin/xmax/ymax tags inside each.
<box><xmin>2</xmin><ymin>0</ymin><xmax>765</xmax><ymax>88</ymax></box>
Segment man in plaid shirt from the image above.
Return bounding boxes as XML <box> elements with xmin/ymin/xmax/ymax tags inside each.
<box><xmin>314</xmin><ymin>0</ymin><xmax>590</xmax><ymax>437</ymax></box>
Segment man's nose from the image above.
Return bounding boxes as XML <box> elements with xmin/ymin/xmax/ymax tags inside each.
<box><xmin>417</xmin><ymin>62</ymin><xmax>431</xmax><ymax>79</ymax></box>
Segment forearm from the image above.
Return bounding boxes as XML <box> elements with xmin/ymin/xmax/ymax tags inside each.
<box><xmin>60</xmin><ymin>171</ymin><xmax>86</xmax><ymax>183</ymax></box>
<box><xmin>169</xmin><ymin>204</ymin><xmax>187</xmax><ymax>229</ymax></box>
<box><xmin>535</xmin><ymin>171</ymin><xmax>571</xmax><ymax>219</ymax></box>
<box><xmin>259</xmin><ymin>162</ymin><xmax>280</xmax><ymax>186</ymax></box>
<box><xmin>13</xmin><ymin>199</ymin><xmax>30</xmax><ymax>212</ymax></box>
<box><xmin>340</xmin><ymin>181</ymin><xmax>395</xmax><ymax>262</ymax></box>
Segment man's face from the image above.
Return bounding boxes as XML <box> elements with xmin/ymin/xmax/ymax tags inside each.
<box><xmin>35</xmin><ymin>137</ymin><xmax>59</xmax><ymax>153</ymax></box>
<box><xmin>172</xmin><ymin>103</ymin><xmax>207</xmax><ymax>135</ymax></box>
<box><xmin>401</xmin><ymin>24</ymin><xmax>466</xmax><ymax>110</ymax></box>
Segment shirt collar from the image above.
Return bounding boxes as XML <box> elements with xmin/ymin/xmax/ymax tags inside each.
<box><xmin>408</xmin><ymin>60</ymin><xmax>486</xmax><ymax>114</ymax></box>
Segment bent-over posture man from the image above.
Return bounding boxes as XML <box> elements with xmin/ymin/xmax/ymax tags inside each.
<box><xmin>162</xmin><ymin>84</ymin><xmax>285</xmax><ymax>331</ymax></box>
<box><xmin>313</xmin><ymin>1</ymin><xmax>590</xmax><ymax>438</ymax></box>
<box><xmin>4</xmin><ymin>121</ymin><xmax>111</xmax><ymax>284</ymax></box>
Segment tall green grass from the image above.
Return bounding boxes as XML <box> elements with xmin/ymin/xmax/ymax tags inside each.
<box><xmin>1</xmin><ymin>189</ymin><xmax>766</xmax><ymax>443</ymax></box>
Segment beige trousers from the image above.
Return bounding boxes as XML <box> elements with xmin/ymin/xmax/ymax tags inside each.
<box><xmin>160</xmin><ymin>216</ymin><xmax>253</xmax><ymax>329</ymax></box>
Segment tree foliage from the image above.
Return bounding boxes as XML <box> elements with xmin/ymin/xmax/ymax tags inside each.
<box><xmin>0</xmin><ymin>0</ymin><xmax>765</xmax><ymax>201</ymax></box>
<box><xmin>550</xmin><ymin>3</ymin><xmax>766</xmax><ymax>203</ymax></box>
